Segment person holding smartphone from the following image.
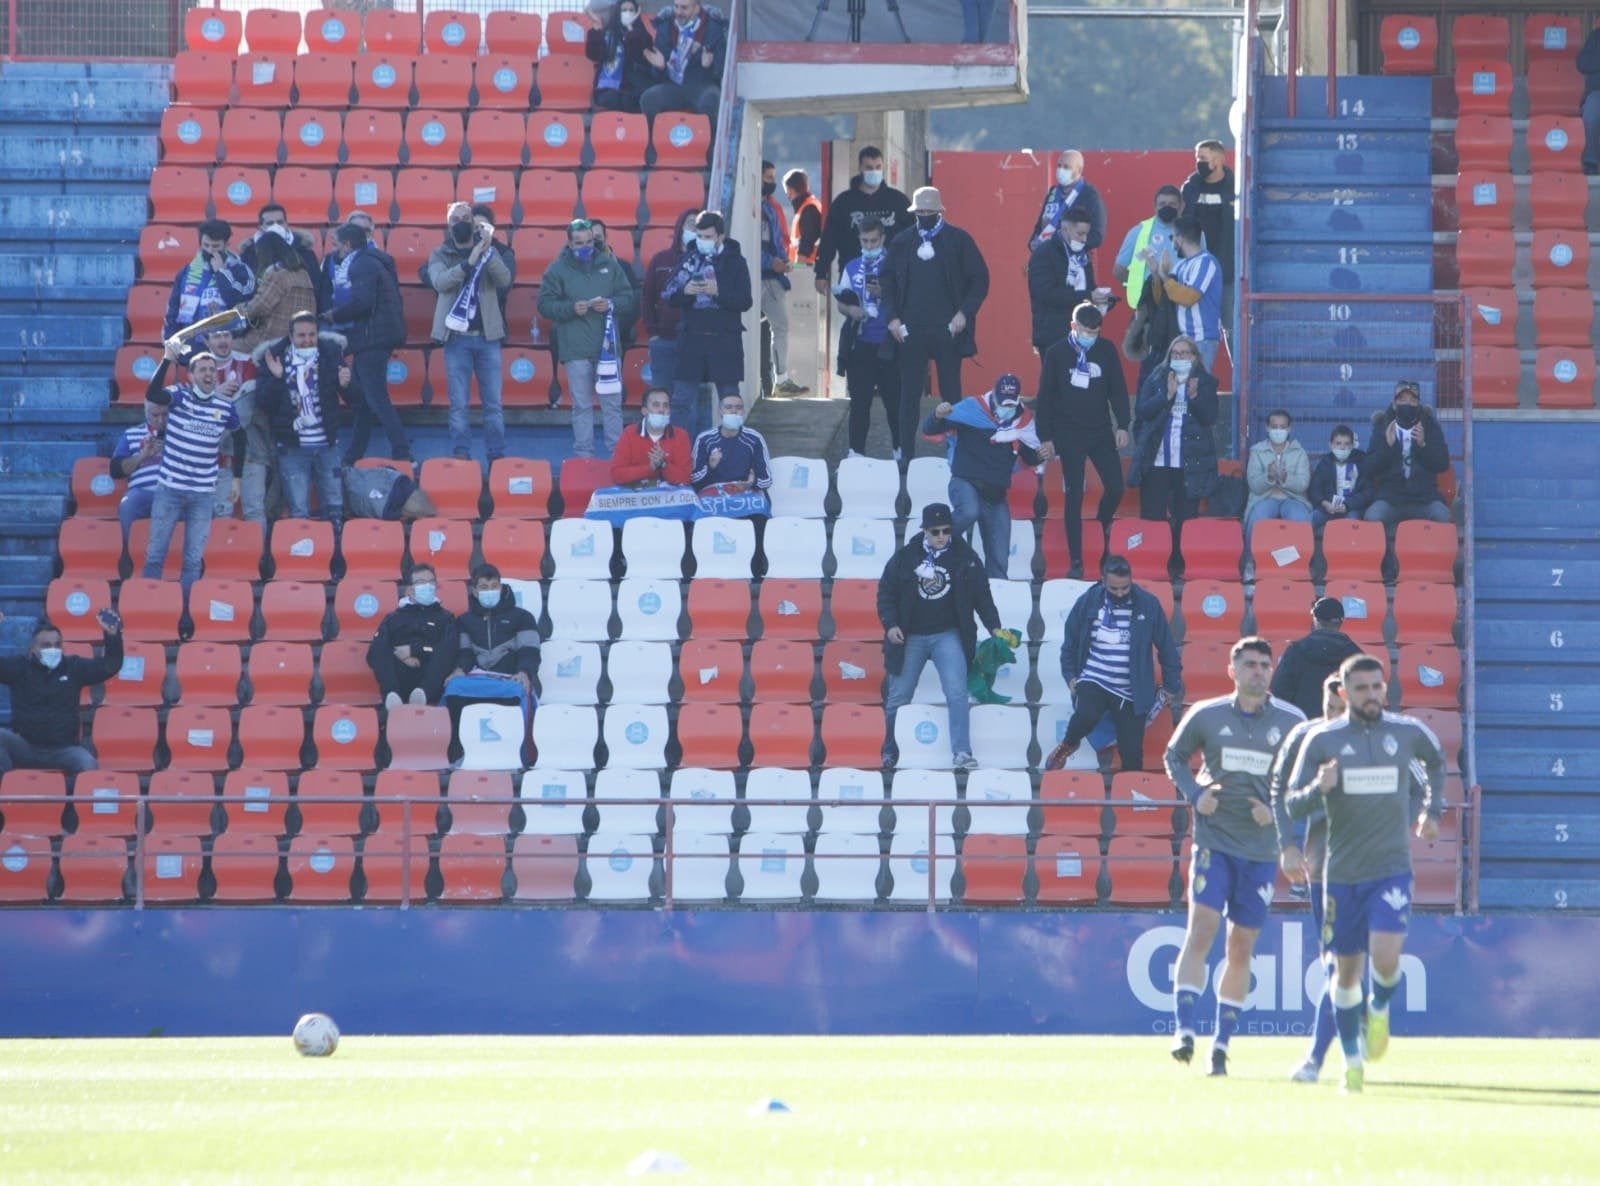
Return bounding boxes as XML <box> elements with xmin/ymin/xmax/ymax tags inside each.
<box><xmin>0</xmin><ymin>607</ymin><xmax>124</xmax><ymax>782</ymax></box>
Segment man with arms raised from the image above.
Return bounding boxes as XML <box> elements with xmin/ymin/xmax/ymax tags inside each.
<box><xmin>1163</xmin><ymin>637</ymin><xmax>1305</xmax><ymax>1075</ymax></box>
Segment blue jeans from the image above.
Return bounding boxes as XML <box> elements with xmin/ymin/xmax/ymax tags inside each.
<box><xmin>884</xmin><ymin>628</ymin><xmax>972</xmax><ymax>758</ymax></box>
<box><xmin>0</xmin><ymin>729</ymin><xmax>96</xmax><ymax>781</ymax></box>
<box><xmin>1196</xmin><ymin>338</ymin><xmax>1221</xmax><ymax>371</ymax></box>
<box><xmin>1363</xmin><ymin>497</ymin><xmax>1451</xmax><ymax>528</ymax></box>
<box><xmin>278</xmin><ymin>445</ymin><xmax>344</xmax><ymax>523</ymax></box>
<box><xmin>1583</xmin><ymin>91</ymin><xmax>1600</xmax><ymax>172</ymax></box>
<box><xmin>142</xmin><ymin>483</ymin><xmax>214</xmax><ymax>591</ymax></box>
<box><xmin>1243</xmin><ymin>495</ymin><xmax>1313</xmax><ymax>548</ymax></box>
<box><xmin>672</xmin><ymin>378</ymin><xmax>737</xmax><ymax>438</ymax></box>
<box><xmin>444</xmin><ymin>333</ymin><xmax>505</xmax><ymax>459</ymax></box>
<box><xmin>648</xmin><ymin>336</ymin><xmax>678</xmax><ymax>398</ymax></box>
<box><xmin>949</xmin><ymin>475</ymin><xmax>1011</xmax><ymax>580</ymax></box>
<box><xmin>118</xmin><ymin>485</ymin><xmax>155</xmax><ymax>542</ymax></box>
<box><xmin>567</xmin><ymin>358</ymin><xmax>623</xmax><ymax>458</ymax></box>
<box><xmin>346</xmin><ymin>347</ymin><xmax>410</xmax><ymax>462</ymax></box>
<box><xmin>962</xmin><ymin>0</ymin><xmax>997</xmax><ymax>42</ymax></box>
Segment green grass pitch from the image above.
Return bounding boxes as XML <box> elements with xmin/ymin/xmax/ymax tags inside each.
<box><xmin>3</xmin><ymin>1036</ymin><xmax>1597</xmax><ymax>1184</ymax></box>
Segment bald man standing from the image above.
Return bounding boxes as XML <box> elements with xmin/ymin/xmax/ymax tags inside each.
<box><xmin>1029</xmin><ymin>149</ymin><xmax>1107</xmax><ymax>252</ymax></box>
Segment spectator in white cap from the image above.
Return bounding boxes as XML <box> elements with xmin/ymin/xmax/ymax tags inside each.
<box><xmin>880</xmin><ymin>186</ymin><xmax>990</xmax><ymax>461</ymax></box>
<box><xmin>924</xmin><ymin>373</ymin><xmax>1053</xmax><ymax>579</ymax></box>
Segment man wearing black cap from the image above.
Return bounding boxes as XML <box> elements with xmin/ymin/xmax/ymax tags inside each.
<box><xmin>924</xmin><ymin>373</ymin><xmax>1053</xmax><ymax>579</ymax></box>
<box><xmin>1362</xmin><ymin>380</ymin><xmax>1452</xmax><ymax>529</ymax></box>
<box><xmin>1269</xmin><ymin>597</ymin><xmax>1363</xmax><ymax>720</ymax></box>
<box><xmin>877</xmin><ymin>503</ymin><xmax>1003</xmax><ymax>771</ymax></box>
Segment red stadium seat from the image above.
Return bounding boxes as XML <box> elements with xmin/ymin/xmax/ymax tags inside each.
<box><xmin>1453</xmin><ymin>170</ymin><xmax>1513</xmax><ymax>231</ymax></box>
<box><xmin>1038</xmin><ymin>769</ymin><xmax>1107</xmax><ymax>837</ymax></box>
<box><xmin>123</xmin><ymin>284</ymin><xmax>169</xmax><ymax>343</ymax></box>
<box><xmin>1451</xmin><ymin>115</ymin><xmax>1511</xmax><ymax>171</ymax></box>
<box><xmin>71</xmin><ymin>457</ymin><xmax>123</xmax><ymax>518</ymax></box>
<box><xmin>0</xmin><ymin>770</ymin><xmax>69</xmax><ymax>837</ymax></box>
<box><xmin>360</xmin><ymin>831</ymin><xmax>432</xmax><ymax>903</ymax></box>
<box><xmin>145</xmin><ymin>768</ymin><xmax>218</xmax><ymax>835</ymax></box>
<box><xmin>423</xmin><ymin>10</ymin><xmax>481</xmax><ymax>56</ymax></box>
<box><xmin>480</xmin><ymin>518</ymin><xmax>547</xmax><ymax>581</ymax></box>
<box><xmin>188</xmin><ymin>578</ymin><xmax>254</xmax><ymax>643</ymax></box>
<box><xmin>518</xmin><ymin>168</ymin><xmax>581</xmax><ymax>227</ymax></box>
<box><xmin>544</xmin><ymin>9</ymin><xmax>591</xmax><ymax>53</ymax></box>
<box><xmin>140</xmin><ymin>836</ymin><xmax>205</xmax><ymax>902</ymax></box>
<box><xmin>442</xmin><ymin>770</ymin><xmax>514</xmax><ymax>835</ymax></box>
<box><xmin>90</xmin><ymin>706</ymin><xmax>158</xmax><ymax>772</ymax></box>
<box><xmin>475</xmin><ymin>57</ymin><xmax>535</xmax><ymax>111</ymax></box>
<box><xmin>651</xmin><ymin>113</ymin><xmax>712</xmax><ymax>168</ymax></box>
<box><xmin>116</xmin><ymin>576</ymin><xmax>183</xmax><ymax>641</ymax></box>
<box><xmin>404</xmin><ymin>108</ymin><xmax>464</xmax><ymax>168</ymax></box>
<box><xmin>1528</xmin><ymin>115</ymin><xmax>1583</xmax><ymax>173</ymax></box>
<box><xmin>555</xmin><ymin>456</ymin><xmax>611</xmax><ymax>517</ymax></box>
<box><xmin>267</xmin><ymin>518</ymin><xmax>334</xmax><ymax>582</ymax></box>
<box><xmin>161</xmin><ymin>702</ymin><xmax>234</xmax><ymax>776</ymax></box>
<box><xmin>1453</xmin><ymin>227</ymin><xmax>1515</xmax><ymax>290</ymax></box>
<box><xmin>1249</xmin><ymin>578</ymin><xmax>1313</xmax><ymax>647</ymax></box>
<box><xmin>333</xmin><ymin>166</ymin><xmax>394</xmax><ymax>224</ymax></box>
<box><xmin>136</xmin><ymin>222</ymin><xmax>195</xmax><ymax>281</ymax></box>
<box><xmin>1177</xmin><ymin>579</ymin><xmax>1244</xmax><ymax>643</ymax></box>
<box><xmin>1395</xmin><ymin>644</ymin><xmax>1461</xmax><ymax>710</ymax></box>
<box><xmin>258</xmin><ymin>580</ymin><xmax>326</xmax><ymax>642</ymax></box>
<box><xmin>1176</xmin><ymin>518</ymin><xmax>1242</xmax><ymax>581</ymax></box>
<box><xmin>511</xmin><ymin>834</ymin><xmax>579</xmax><ymax>900</ymax></box>
<box><xmin>56</xmin><ymin>834</ymin><xmax>130</xmax><ymax>902</ymax></box>
<box><xmin>418</xmin><ymin>457</ymin><xmax>484</xmax><ymax>521</ymax></box>
<box><xmin>0</xmin><ymin>830</ymin><xmax>53</xmax><ymax>902</ymax></box>
<box><xmin>407</xmin><ymin>517</ymin><xmax>473</xmax><ymax>581</ymax></box>
<box><xmin>286</xmin><ymin>834</ymin><xmax>357</xmax><ymax>901</ymax></box>
<box><xmin>363</xmin><ymin>9</ymin><xmax>421</xmax><ymax>53</ymax></box>
<box><xmin>333</xmin><ymin>579</ymin><xmax>399</xmax><ymax>640</ymax></box>
<box><xmin>1323</xmin><ymin>580</ymin><xmax>1387</xmax><ymax>645</ymax></box>
<box><xmin>1526</xmin><ymin>14</ymin><xmax>1580</xmax><ymax>58</ymax></box>
<box><xmin>457</xmin><ymin>169</ymin><xmax>517</xmax><ymax>215</ymax></box>
<box><xmin>685</xmin><ymin>579</ymin><xmax>753</xmax><ymax>640</ymax></box>
<box><xmin>317</xmin><ymin>638</ymin><xmax>381</xmax><ymax>707</ymax></box>
<box><xmin>1451</xmin><ymin>15</ymin><xmax>1508</xmax><ymax>58</ymax></box>
<box><xmin>534</xmin><ymin>54</ymin><xmax>592</xmax><ymax>110</ymax></box>
<box><xmin>385</xmin><ymin>706</ymin><xmax>453</xmax><ymax>773</ymax></box>
<box><xmin>171</xmin><ymin>51</ymin><xmax>233</xmax><ymax>108</ymax></box>
<box><xmin>304</xmin><ymin>10</ymin><xmax>360</xmax><ymax>55</ymax></box>
<box><xmin>338</xmin><ymin>519</ymin><xmax>405</xmax><ymax>580</ymax></box>
<box><xmin>1528</xmin><ymin>60</ymin><xmax>1583</xmax><ymax>119</ymax></box>
<box><xmin>1531</xmin><ymin>229</ymin><xmax>1589</xmax><ymax>288</ymax></box>
<box><xmin>98</xmin><ymin>640</ymin><xmax>167</xmax><ymax>708</ymax></box>
<box><xmin>352</xmin><ymin>55</ymin><xmax>414</xmax><ymax>109</ymax></box>
<box><xmin>1377</xmin><ymin>15</ymin><xmax>1436</xmax><ymax>75</ymax></box>
<box><xmin>1391</xmin><ymin>581</ymin><xmax>1457</xmax><ymax>644</ymax></box>
<box><xmin>825</xmin><ymin>579</ymin><xmax>884</xmax><ymax>641</ymax></box>
<box><xmin>749</xmin><ymin>641</ymin><xmax>816</xmax><ymax>703</ymax></box>
<box><xmin>1250</xmin><ymin>518</ymin><xmax>1313</xmax><ymax>581</ymax></box>
<box><xmin>463</xmin><ymin>111</ymin><xmax>527</xmax><ymax>169</ymax></box>
<box><xmin>292</xmin><ymin>53</ymin><xmax>354</xmax><ymax>108</ymax></box>
<box><xmin>393</xmin><ymin>168</ymin><xmax>455</xmax><ymax>224</ymax></box>
<box><xmin>68</xmin><ymin>770</ymin><xmax>142</xmax><ymax>837</ymax></box>
<box><xmin>1463</xmin><ymin>287</ymin><xmax>1517</xmax><ymax>348</ymax></box>
<box><xmin>244</xmin><ymin>640</ymin><xmax>313</xmax><ymax>707</ymax></box>
<box><xmin>209</xmin><ymin>833</ymin><xmax>282</xmax><ymax>902</ymax></box>
<box><xmin>210</xmin><ymin>165</ymin><xmax>271</xmax><ymax>223</ymax></box>
<box><xmin>244</xmin><ymin>8</ymin><xmax>302</xmax><ymax>54</ymax></box>
<box><xmin>644</xmin><ymin>171</ymin><xmax>708</xmax><ymax>226</ymax></box>
<box><xmin>116</xmin><ymin>345</ymin><xmax>165</xmax><ymax>403</ymax></box>
<box><xmin>819</xmin><ymin>640</ymin><xmax>884</xmax><ymax>704</ymax></box>
<box><xmin>1174</xmin><ymin>640</ymin><xmax>1232</xmax><ymax>703</ymax></box>
<box><xmin>1104</xmin><ymin>836</ymin><xmax>1175</xmax><ymax>905</ymax></box>
<box><xmin>46</xmin><ymin>577</ymin><xmax>112</xmax><ymax>641</ymax></box>
<box><xmin>57</xmin><ymin>517</ymin><xmax>125</xmax><ymax>581</ymax></box>
<box><xmin>236</xmin><ymin>705</ymin><xmax>307</xmax><ymax>771</ymax></box>
<box><xmin>371</xmin><ymin>768</ymin><xmax>439</xmax><ymax>837</ymax></box>
<box><xmin>487</xmin><ymin>457</ymin><xmax>553</xmax><ymax>519</ymax></box>
<box><xmin>1034</xmin><ymin>835</ymin><xmax>1101</xmax><ymax>904</ymax></box>
<box><xmin>437</xmin><ymin>833</ymin><xmax>507</xmax><ymax>901</ymax></box>
<box><xmin>234</xmin><ymin>53</ymin><xmax>294</xmax><ymax>108</ymax></box>
<box><xmin>526</xmin><ymin>112</ymin><xmax>585</xmax><ymax>169</ymax></box>
<box><xmin>960</xmin><ymin>835</ymin><xmax>1028</xmax><ymax>904</ymax></box>
<box><xmin>1469</xmin><ymin>345</ymin><xmax>1521</xmax><ymax>409</ymax></box>
<box><xmin>818</xmin><ymin>704</ymin><xmax>884</xmax><ymax>768</ymax></box>
<box><xmin>281</xmin><ymin>109</ymin><xmax>341</xmax><ymax>166</ymax></box>
<box><xmin>1109</xmin><ymin>519</ymin><xmax>1171</xmax><ymax>582</ymax></box>
<box><xmin>1536</xmin><ymin>346</ymin><xmax>1596</xmax><ymax>409</ymax></box>
<box><xmin>298</xmin><ymin>762</ymin><xmax>369</xmax><ymax>833</ymax></box>
<box><xmin>161</xmin><ymin>106</ymin><xmax>220</xmax><ymax>164</ymax></box>
<box><xmin>673</xmin><ymin>704</ymin><xmax>744</xmax><ymax>770</ymax></box>
<box><xmin>1454</xmin><ymin>61</ymin><xmax>1511</xmax><ymax>117</ymax></box>
<box><xmin>1531</xmin><ymin>171</ymin><xmax>1587</xmax><ymax>231</ymax></box>
<box><xmin>757</xmin><ymin>579</ymin><xmax>824</xmax><ymax>641</ymax></box>
<box><xmin>175</xmin><ymin>641</ymin><xmax>242</xmax><ymax>706</ymax></box>
<box><xmin>343</xmin><ymin>108</ymin><xmax>404</xmax><ymax>165</ymax></box>
<box><xmin>1533</xmin><ymin>287</ymin><xmax>1592</xmax><ymax>349</ymax></box>
<box><xmin>185</xmin><ymin>8</ymin><xmax>242</xmax><ymax>53</ymax></box>
<box><xmin>590</xmin><ymin>112</ymin><xmax>649</xmax><ymax>167</ymax></box>
<box><xmin>486</xmin><ymin>11</ymin><xmax>542</xmax><ymax>56</ymax></box>
<box><xmin>1393</xmin><ymin>521</ymin><xmax>1457</xmax><ymax>583</ymax></box>
<box><xmin>148</xmin><ymin>166</ymin><xmax>212</xmax><ymax>225</ymax></box>
<box><xmin>677</xmin><ymin>638</ymin><xmax>744</xmax><ymax>703</ymax></box>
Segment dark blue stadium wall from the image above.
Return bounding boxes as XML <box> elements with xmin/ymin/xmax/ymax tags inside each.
<box><xmin>4</xmin><ymin>909</ymin><xmax>1596</xmax><ymax>1038</ymax></box>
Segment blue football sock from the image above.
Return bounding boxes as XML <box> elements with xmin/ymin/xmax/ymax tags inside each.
<box><xmin>1309</xmin><ymin>961</ymin><xmax>1339</xmax><ymax>1067</ymax></box>
<box><xmin>1174</xmin><ymin>983</ymin><xmax>1203</xmax><ymax>1037</ymax></box>
<box><xmin>1214</xmin><ymin>997</ymin><xmax>1244</xmax><ymax>1050</ymax></box>
<box><xmin>1371</xmin><ymin>966</ymin><xmax>1402</xmax><ymax>1012</ymax></box>
<box><xmin>1333</xmin><ymin>982</ymin><xmax>1364</xmax><ymax>1062</ymax></box>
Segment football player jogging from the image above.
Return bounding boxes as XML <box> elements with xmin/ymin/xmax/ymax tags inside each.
<box><xmin>1163</xmin><ymin>636</ymin><xmax>1306</xmax><ymax>1075</ymax></box>
<box><xmin>1270</xmin><ymin>672</ymin><xmax>1346</xmax><ymax>1083</ymax></box>
<box><xmin>1285</xmin><ymin>654</ymin><xmax>1447</xmax><ymax>1094</ymax></box>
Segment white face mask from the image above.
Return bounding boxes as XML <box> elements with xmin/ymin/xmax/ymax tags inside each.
<box><xmin>1331</xmin><ymin>446</ymin><xmax>1352</xmax><ymax>462</ymax></box>
<box><xmin>695</xmin><ymin>236</ymin><xmax>718</xmax><ymax>256</ymax></box>
<box><xmin>646</xmin><ymin>412</ymin><xmax>670</xmax><ymax>431</ymax></box>
<box><xmin>994</xmin><ymin>403</ymin><xmax>1017</xmax><ymax>422</ymax></box>
<box><xmin>291</xmin><ymin>345</ymin><xmax>317</xmax><ymax>363</ymax></box>
<box><xmin>1065</xmin><ymin>237</ymin><xmax>1086</xmax><ymax>254</ymax></box>
<box><xmin>1074</xmin><ymin>331</ymin><xmax>1098</xmax><ymax>348</ymax></box>
<box><xmin>721</xmin><ymin>413</ymin><xmax>743</xmax><ymax>431</ymax></box>
<box><xmin>1057</xmin><ymin>166</ymin><xmax>1078</xmax><ymax>187</ymax></box>
<box><xmin>1267</xmin><ymin>427</ymin><xmax>1291</xmax><ymax>445</ymax></box>
<box><xmin>476</xmin><ymin>587</ymin><xmax>501</xmax><ymax>608</ymax></box>
<box><xmin>620</xmin><ymin>9</ymin><xmax>638</xmax><ymax>26</ymax></box>
<box><xmin>862</xmin><ymin>169</ymin><xmax>884</xmax><ymax>188</ymax></box>
<box><xmin>1170</xmin><ymin>359</ymin><xmax>1193</xmax><ymax>378</ymax></box>
<box><xmin>411</xmin><ymin>582</ymin><xmax>437</xmax><ymax>606</ymax></box>
<box><xmin>37</xmin><ymin>647</ymin><xmax>63</xmax><ymax>670</ymax></box>
<box><xmin>681</xmin><ymin>226</ymin><xmax>697</xmax><ymax>247</ymax></box>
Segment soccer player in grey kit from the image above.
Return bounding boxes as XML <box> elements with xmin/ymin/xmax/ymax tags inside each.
<box><xmin>1284</xmin><ymin>653</ymin><xmax>1446</xmax><ymax>1094</ymax></box>
<box><xmin>1163</xmin><ymin>636</ymin><xmax>1306</xmax><ymax>1076</ymax></box>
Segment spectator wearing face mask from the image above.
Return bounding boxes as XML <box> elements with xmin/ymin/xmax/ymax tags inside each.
<box><xmin>834</xmin><ymin>216</ymin><xmax>901</xmax><ymax>459</ymax></box>
<box><xmin>1308</xmin><ymin>423</ymin><xmax>1371</xmax><ymax>531</ymax></box>
<box><xmin>1029</xmin><ymin>149</ymin><xmax>1106</xmax><ymax>252</ymax></box>
<box><xmin>1028</xmin><ymin>206</ymin><xmax>1111</xmax><ymax>355</ymax></box>
<box><xmin>690</xmin><ymin>392</ymin><xmax>770</xmax><ymax>495</ymax></box>
<box><xmin>814</xmin><ymin>145</ymin><xmax>912</xmax><ymax>297</ymax></box>
<box><xmin>1180</xmin><ymin>140</ymin><xmax>1236</xmax><ymax>329</ymax></box>
<box><xmin>586</xmin><ymin>0</ymin><xmax>653</xmax><ymax>112</ymax></box>
<box><xmin>368</xmin><ymin>564</ymin><xmax>459</xmax><ymax>710</ymax></box>
<box><xmin>923</xmin><ymin>373</ymin><xmax>1052</xmax><ymax>580</ymax></box>
<box><xmin>0</xmin><ymin>610</ymin><xmax>124</xmax><ymax>782</ymax></box>
<box><xmin>457</xmin><ymin>564</ymin><xmax>541</xmax><ymax>695</ymax></box>
<box><xmin>1243</xmin><ymin>408</ymin><xmax>1313</xmax><ymax>552</ymax></box>
<box><xmin>663</xmin><ymin>210</ymin><xmax>751</xmax><ymax>435</ymax></box>
<box><xmin>611</xmin><ymin>386</ymin><xmax>692</xmax><ymax>487</ymax></box>
<box><xmin>253</xmin><ymin>311</ymin><xmax>348</xmax><ymax>526</ymax></box>
<box><xmin>1362</xmin><ymin>380</ymin><xmax>1452</xmax><ymax>528</ymax></box>
<box><xmin>642</xmin><ymin>208</ymin><xmax>701</xmax><ymax>405</ymax></box>
<box><xmin>1129</xmin><ymin>335</ymin><xmax>1219</xmax><ymax>556</ymax></box>
<box><xmin>1155</xmin><ymin>215</ymin><xmax>1223</xmax><ymax>372</ymax></box>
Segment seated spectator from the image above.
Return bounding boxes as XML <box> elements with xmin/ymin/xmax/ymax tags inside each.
<box><xmin>457</xmin><ymin>564</ymin><xmax>540</xmax><ymax>694</ymax></box>
<box><xmin>1362</xmin><ymin>380</ymin><xmax>1452</xmax><ymax>528</ymax></box>
<box><xmin>110</xmin><ymin>398</ymin><xmax>167</xmax><ymax>542</ymax></box>
<box><xmin>367</xmin><ymin>564</ymin><xmax>459</xmax><ymax>710</ymax></box>
<box><xmin>923</xmin><ymin>373</ymin><xmax>1050</xmax><ymax>580</ymax></box>
<box><xmin>163</xmin><ymin>218</ymin><xmax>255</xmax><ymax>345</ymax></box>
<box><xmin>254</xmin><ymin>311</ymin><xmax>348</xmax><ymax>526</ymax></box>
<box><xmin>140</xmin><ymin>343</ymin><xmax>240</xmax><ymax>595</ymax></box>
<box><xmin>586</xmin><ymin>0</ymin><xmax>653</xmax><ymax>112</ymax></box>
<box><xmin>640</xmin><ymin>0</ymin><xmax>728</xmax><ymax>126</ymax></box>
<box><xmin>239</xmin><ymin>203</ymin><xmax>321</xmax><ymax>296</ymax></box>
<box><xmin>1243</xmin><ymin>408</ymin><xmax>1313</xmax><ymax>551</ymax></box>
<box><xmin>691</xmin><ymin>392</ymin><xmax>771</xmax><ymax>494</ymax></box>
<box><xmin>611</xmin><ymin>387</ymin><xmax>692</xmax><ymax>487</ymax></box>
<box><xmin>0</xmin><ymin>609</ymin><xmax>123</xmax><ymax>781</ymax></box>
<box><xmin>235</xmin><ymin>224</ymin><xmax>318</xmax><ymax>352</ymax></box>
<box><xmin>1308</xmin><ymin>423</ymin><xmax>1371</xmax><ymax>531</ymax></box>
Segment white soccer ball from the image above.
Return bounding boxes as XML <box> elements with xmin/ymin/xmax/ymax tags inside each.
<box><xmin>292</xmin><ymin>1012</ymin><xmax>340</xmax><ymax>1057</ymax></box>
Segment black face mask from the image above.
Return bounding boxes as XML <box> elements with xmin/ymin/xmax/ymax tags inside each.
<box><xmin>916</xmin><ymin>213</ymin><xmax>941</xmax><ymax>231</ymax></box>
<box><xmin>450</xmin><ymin>221</ymin><xmax>474</xmax><ymax>246</ymax></box>
<box><xmin>760</xmin><ymin>181</ymin><xmax>776</xmax><ymax>197</ymax></box>
<box><xmin>1393</xmin><ymin>403</ymin><xmax>1422</xmax><ymax>429</ymax></box>
<box><xmin>1156</xmin><ymin>206</ymin><xmax>1179</xmax><ymax>224</ymax></box>
<box><xmin>1195</xmin><ymin>157</ymin><xmax>1210</xmax><ymax>175</ymax></box>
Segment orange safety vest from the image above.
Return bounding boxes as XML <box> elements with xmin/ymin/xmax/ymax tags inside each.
<box><xmin>789</xmin><ymin>194</ymin><xmax>822</xmax><ymax>264</ymax></box>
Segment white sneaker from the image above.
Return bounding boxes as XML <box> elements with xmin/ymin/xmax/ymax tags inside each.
<box><xmin>892</xmin><ymin>447</ymin><xmax>903</xmax><ymax>461</ymax></box>
<box><xmin>384</xmin><ymin>691</ymin><xmax>402</xmax><ymax>711</ymax></box>
<box><xmin>408</xmin><ymin>687</ymin><xmax>427</xmax><ymax>706</ymax></box>
<box><xmin>1289</xmin><ymin>1059</ymin><xmax>1320</xmax><ymax>1084</ymax></box>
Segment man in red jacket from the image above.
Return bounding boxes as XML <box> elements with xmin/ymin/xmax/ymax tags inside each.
<box><xmin>610</xmin><ymin>386</ymin><xmax>692</xmax><ymax>487</ymax></box>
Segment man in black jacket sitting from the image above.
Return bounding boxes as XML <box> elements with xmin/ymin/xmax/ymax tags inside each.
<box><xmin>0</xmin><ymin>609</ymin><xmax>123</xmax><ymax>781</ymax></box>
<box><xmin>367</xmin><ymin>564</ymin><xmax>459</xmax><ymax>710</ymax></box>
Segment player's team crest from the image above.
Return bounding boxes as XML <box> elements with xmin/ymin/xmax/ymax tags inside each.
<box><xmin>1193</xmin><ymin>874</ymin><xmax>1207</xmax><ymax>895</ymax></box>
<box><xmin>1196</xmin><ymin>848</ymin><xmax>1211</xmax><ymax>870</ymax></box>
<box><xmin>1267</xmin><ymin>726</ymin><xmax>1281</xmax><ymax>745</ymax></box>
<box><xmin>1382</xmin><ymin>734</ymin><xmax>1399</xmax><ymax>756</ymax></box>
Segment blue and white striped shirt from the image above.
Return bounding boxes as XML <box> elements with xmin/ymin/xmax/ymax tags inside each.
<box><xmin>110</xmin><ymin>424</ymin><xmax>162</xmax><ymax>493</ymax></box>
<box><xmin>156</xmin><ymin>389</ymin><xmax>239</xmax><ymax>494</ymax></box>
<box><xmin>1080</xmin><ymin>600</ymin><xmax>1134</xmax><ymax>700</ymax></box>
<box><xmin>1172</xmin><ymin>250</ymin><xmax>1222</xmax><ymax>343</ymax></box>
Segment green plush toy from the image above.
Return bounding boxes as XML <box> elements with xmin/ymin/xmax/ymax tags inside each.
<box><xmin>967</xmin><ymin>628</ymin><xmax>1022</xmax><ymax>705</ymax></box>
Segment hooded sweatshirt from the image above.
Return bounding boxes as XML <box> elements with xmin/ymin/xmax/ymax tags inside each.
<box><xmin>1270</xmin><ymin>627</ymin><xmax>1364</xmax><ymax>721</ymax></box>
<box><xmin>815</xmin><ymin>174</ymin><xmax>913</xmax><ymax>285</ymax></box>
